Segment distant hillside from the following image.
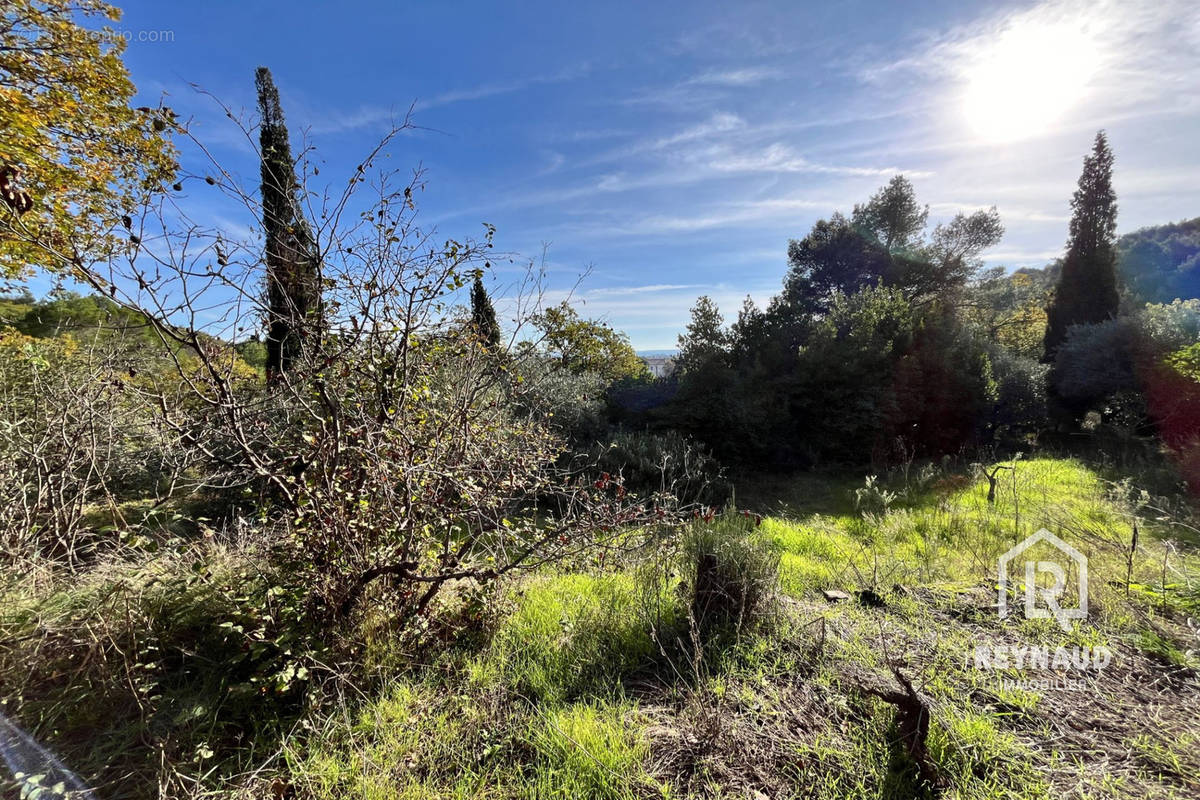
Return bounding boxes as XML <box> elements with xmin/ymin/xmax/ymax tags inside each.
<box><xmin>1117</xmin><ymin>217</ymin><xmax>1200</xmax><ymax>304</ymax></box>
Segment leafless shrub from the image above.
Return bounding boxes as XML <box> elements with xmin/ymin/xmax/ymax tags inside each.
<box><xmin>5</xmin><ymin>109</ymin><xmax>692</xmax><ymax>626</ymax></box>
<box><xmin>0</xmin><ymin>331</ymin><xmax>185</xmax><ymax>568</ymax></box>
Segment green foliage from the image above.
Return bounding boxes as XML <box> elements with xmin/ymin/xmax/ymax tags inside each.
<box><xmin>784</xmin><ymin>211</ymin><xmax>894</xmax><ymax>312</ymax></box>
<box><xmin>0</xmin><ymin>542</ymin><xmax>321</xmax><ymax>795</ymax></box>
<box><xmin>851</xmin><ymin>175</ymin><xmax>929</xmax><ymax>251</ymax></box>
<box><xmin>887</xmin><ymin>306</ymin><xmax>997</xmax><ymax>458</ymax></box>
<box><xmin>964</xmin><ymin>266</ymin><xmax>1055</xmax><ymax>360</ymax></box>
<box><xmin>788</xmin><ymin>286</ymin><xmax>917</xmax><ymax>462</ymax></box>
<box><xmin>1044</xmin><ymin>131</ymin><xmax>1121</xmax><ymax>359</ymax></box>
<box><xmin>469</xmin><ymin>273</ymin><xmax>502</xmax><ymax>349</ymax></box>
<box><xmin>0</xmin><ymin>0</ymin><xmax>177</xmax><ymax>277</ymax></box>
<box><xmin>530</xmin><ymin>301</ymin><xmax>649</xmax><ymax>383</ymax></box>
<box><xmin>675</xmin><ymin>295</ymin><xmax>728</xmax><ymax>376</ymax></box>
<box><xmin>257</xmin><ymin>66</ymin><xmax>321</xmax><ymax>378</ymax></box>
<box><xmin>1051</xmin><ymin>299</ymin><xmax>1200</xmax><ymax>422</ymax></box>
<box><xmin>3</xmin><ymin>289</ymin><xmax>155</xmax><ymax>342</ymax></box>
<box><xmin>656</xmin><ymin>177</ymin><xmax>1008</xmax><ymax>469</ymax></box>
<box><xmin>669</xmin><ymin>296</ymin><xmax>736</xmax><ymax>449</ymax></box>
<box><xmin>234</xmin><ymin>336</ymin><xmax>268</xmax><ymax>372</ymax></box>
<box><xmin>516</xmin><ymin>358</ymin><xmax>610</xmax><ymax>444</ymax></box>
<box><xmin>586</xmin><ymin>429</ymin><xmax>730</xmax><ymax>504</ymax></box>
<box><xmin>1135</xmin><ymin>629</ymin><xmax>1190</xmax><ymax>667</ymax></box>
<box><xmin>784</xmin><ymin>177</ymin><xmax>1002</xmax><ymax>313</ymax></box>
<box><xmin>1117</xmin><ymin>217</ymin><xmax>1200</xmax><ymax>305</ymax></box>
<box><xmin>988</xmin><ymin>346</ymin><xmax>1049</xmax><ymax>442</ymax></box>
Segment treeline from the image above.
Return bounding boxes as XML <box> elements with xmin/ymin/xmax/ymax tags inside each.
<box><xmin>644</xmin><ymin>173</ymin><xmax>1026</xmax><ymax>467</ymax></box>
<box><xmin>1118</xmin><ymin>217</ymin><xmax>1200</xmax><ymax>306</ymax></box>
<box><xmin>579</xmin><ymin>134</ymin><xmax>1200</xmax><ymax>485</ymax></box>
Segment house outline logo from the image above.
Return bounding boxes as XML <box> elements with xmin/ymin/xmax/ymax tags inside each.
<box><xmin>998</xmin><ymin>528</ymin><xmax>1087</xmax><ymax>633</ymax></box>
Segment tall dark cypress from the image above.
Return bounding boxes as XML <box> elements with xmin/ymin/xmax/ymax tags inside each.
<box><xmin>1043</xmin><ymin>131</ymin><xmax>1120</xmax><ymax>361</ymax></box>
<box><xmin>257</xmin><ymin>67</ymin><xmax>320</xmax><ymax>380</ymax></box>
<box><xmin>469</xmin><ymin>273</ymin><xmax>501</xmax><ymax>349</ymax></box>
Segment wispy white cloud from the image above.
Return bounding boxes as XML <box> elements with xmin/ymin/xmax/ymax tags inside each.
<box><xmin>706</xmin><ymin>142</ymin><xmax>928</xmax><ymax>178</ymax></box>
<box><xmin>983</xmin><ymin>249</ymin><xmax>1063</xmax><ymax>264</ymax></box>
<box><xmin>302</xmin><ymin>63</ymin><xmax>594</xmax><ymax>134</ymax></box>
<box><xmin>417</xmin><ymin>62</ymin><xmax>593</xmax><ymax>112</ymax></box>
<box><xmin>539</xmin><ymin>151</ymin><xmax>567</xmax><ymax>175</ymax></box>
<box><xmin>928</xmin><ymin>202</ymin><xmax>1068</xmax><ymax>224</ymax></box>
<box><xmin>682</xmin><ymin>67</ymin><xmax>781</xmax><ymax>87</ymax></box>
<box><xmin>587</xmin><ymin>283</ymin><xmax>705</xmax><ymax>296</ymax></box>
<box><xmin>650</xmin><ymin>112</ymin><xmax>746</xmax><ymax>150</ymax></box>
<box><xmin>564</xmin><ymin>196</ymin><xmax>846</xmax><ymax>238</ymax></box>
<box><xmin>307</xmin><ymin>105</ymin><xmax>413</xmax><ymax>135</ymax></box>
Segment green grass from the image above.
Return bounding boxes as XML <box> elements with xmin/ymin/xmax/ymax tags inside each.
<box><xmin>524</xmin><ymin>701</ymin><xmax>658</xmax><ymax>800</ymax></box>
<box><xmin>6</xmin><ymin>456</ymin><xmax>1200</xmax><ymax>799</ymax></box>
<box><xmin>466</xmin><ymin>571</ymin><xmax>670</xmax><ymax>704</ymax></box>
<box><xmin>927</xmin><ymin>707</ymin><xmax>1049</xmax><ymax>799</ymax></box>
<box><xmin>293</xmin><ymin>682</ymin><xmax>658</xmax><ymax>799</ymax></box>
<box><xmin>756</xmin><ymin>459</ymin><xmax>1198</xmax><ymax>621</ymax></box>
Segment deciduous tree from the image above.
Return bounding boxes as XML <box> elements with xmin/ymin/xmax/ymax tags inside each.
<box><xmin>532</xmin><ymin>301</ymin><xmax>648</xmax><ymax>382</ymax></box>
<box><xmin>0</xmin><ymin>0</ymin><xmax>176</xmax><ymax>277</ymax></box>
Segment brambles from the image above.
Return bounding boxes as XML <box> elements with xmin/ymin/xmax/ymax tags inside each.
<box><xmin>2</xmin><ymin>111</ymin><xmax>690</xmax><ymax>637</ymax></box>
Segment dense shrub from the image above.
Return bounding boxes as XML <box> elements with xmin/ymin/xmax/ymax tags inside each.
<box><xmin>988</xmin><ymin>347</ymin><xmax>1049</xmax><ymax>443</ymax></box>
<box><xmin>886</xmin><ymin>307</ymin><xmax>997</xmax><ymax>459</ymax></box>
<box><xmin>1051</xmin><ymin>300</ymin><xmax>1200</xmax><ymax>420</ymax></box>
<box><xmin>514</xmin><ymin>357</ymin><xmax>610</xmax><ymax>445</ymax></box>
<box><xmin>783</xmin><ymin>285</ymin><xmax>917</xmax><ymax>465</ymax></box>
<box><xmin>656</xmin><ymin>285</ymin><xmax>1015</xmax><ymax>468</ymax></box>
<box><xmin>0</xmin><ymin>330</ymin><xmax>182</xmax><ymax>566</ymax></box>
<box><xmin>586</xmin><ymin>429</ymin><xmax>730</xmax><ymax>505</ymax></box>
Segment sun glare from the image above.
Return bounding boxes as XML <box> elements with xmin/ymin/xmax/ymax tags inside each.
<box><xmin>963</xmin><ymin>21</ymin><xmax>1101</xmax><ymax>143</ymax></box>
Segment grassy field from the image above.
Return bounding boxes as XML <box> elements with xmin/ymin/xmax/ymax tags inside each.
<box><xmin>3</xmin><ymin>457</ymin><xmax>1199</xmax><ymax>798</ymax></box>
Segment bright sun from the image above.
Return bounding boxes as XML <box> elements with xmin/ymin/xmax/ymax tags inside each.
<box><xmin>963</xmin><ymin>21</ymin><xmax>1101</xmax><ymax>143</ymax></box>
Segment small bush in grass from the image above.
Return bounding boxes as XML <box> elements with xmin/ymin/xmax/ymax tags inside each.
<box><xmin>682</xmin><ymin>512</ymin><xmax>779</xmax><ymax>636</ymax></box>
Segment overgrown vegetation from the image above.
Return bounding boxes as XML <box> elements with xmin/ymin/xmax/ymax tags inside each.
<box><xmin>2</xmin><ymin>3</ymin><xmax>1199</xmax><ymax>799</ymax></box>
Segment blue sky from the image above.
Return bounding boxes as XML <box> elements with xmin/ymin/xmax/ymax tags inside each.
<box><xmin>96</xmin><ymin>0</ymin><xmax>1200</xmax><ymax>349</ymax></box>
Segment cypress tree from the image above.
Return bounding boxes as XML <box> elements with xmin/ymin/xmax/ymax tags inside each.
<box><xmin>469</xmin><ymin>273</ymin><xmax>501</xmax><ymax>349</ymax></box>
<box><xmin>257</xmin><ymin>66</ymin><xmax>320</xmax><ymax>380</ymax></box>
<box><xmin>1043</xmin><ymin>131</ymin><xmax>1119</xmax><ymax>361</ymax></box>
